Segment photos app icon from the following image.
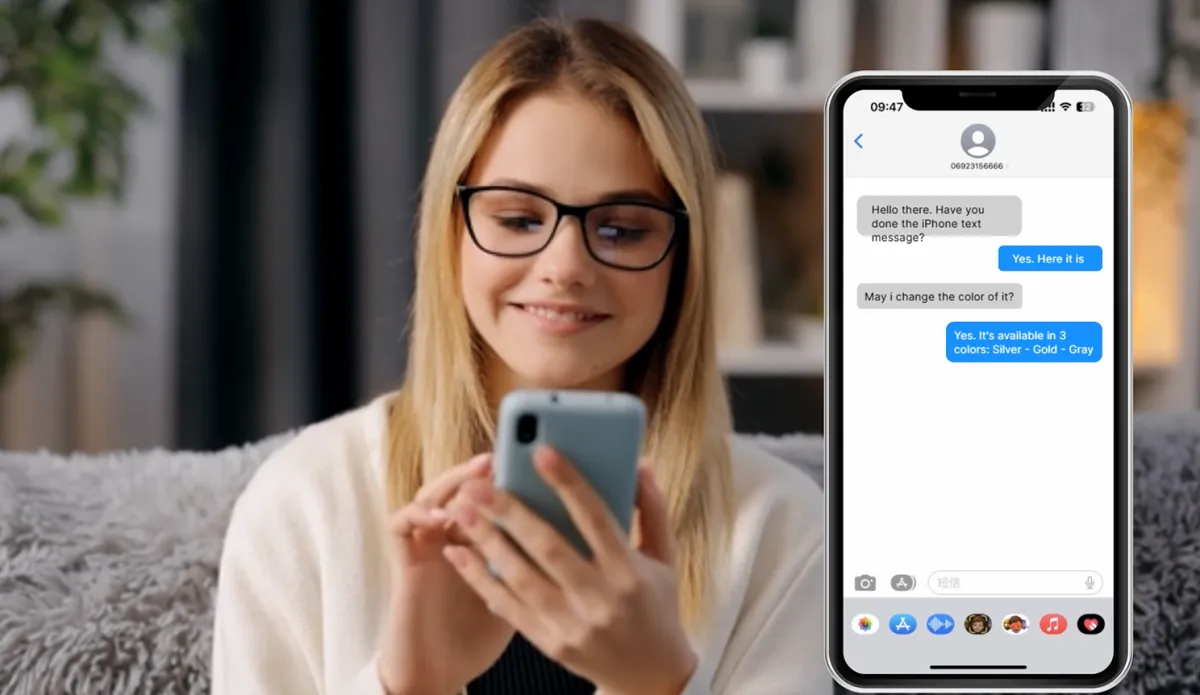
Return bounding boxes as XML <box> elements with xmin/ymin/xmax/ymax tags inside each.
<box><xmin>852</xmin><ymin>613</ymin><xmax>880</xmax><ymax>635</ymax></box>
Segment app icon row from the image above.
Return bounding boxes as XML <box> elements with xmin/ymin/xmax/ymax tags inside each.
<box><xmin>852</xmin><ymin>612</ymin><xmax>1106</xmax><ymax>636</ymax></box>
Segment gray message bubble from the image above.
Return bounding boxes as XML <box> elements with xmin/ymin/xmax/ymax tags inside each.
<box><xmin>857</xmin><ymin>195</ymin><xmax>1022</xmax><ymax>238</ymax></box>
<box><xmin>858</xmin><ymin>283</ymin><xmax>1023</xmax><ymax>309</ymax></box>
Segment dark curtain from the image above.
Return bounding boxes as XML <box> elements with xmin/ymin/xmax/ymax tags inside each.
<box><xmin>173</xmin><ymin>0</ymin><xmax>552</xmax><ymax>450</ymax></box>
<box><xmin>175</xmin><ymin>0</ymin><xmax>362</xmax><ymax>449</ymax></box>
<box><xmin>174</xmin><ymin>0</ymin><xmax>270</xmax><ymax>450</ymax></box>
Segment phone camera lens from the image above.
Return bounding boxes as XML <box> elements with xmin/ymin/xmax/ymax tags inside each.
<box><xmin>516</xmin><ymin>414</ymin><xmax>538</xmax><ymax>444</ymax></box>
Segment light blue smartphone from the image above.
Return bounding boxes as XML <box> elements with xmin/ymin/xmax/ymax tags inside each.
<box><xmin>494</xmin><ymin>389</ymin><xmax>646</xmax><ymax>558</ymax></box>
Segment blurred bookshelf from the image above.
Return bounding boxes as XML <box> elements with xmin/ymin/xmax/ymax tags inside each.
<box><xmin>633</xmin><ymin>0</ymin><xmax>852</xmax><ymax>114</ymax></box>
<box><xmin>624</xmin><ymin>0</ymin><xmax>958</xmax><ymax>395</ymax></box>
<box><xmin>685</xmin><ymin>78</ymin><xmax>826</xmax><ymax>112</ymax></box>
<box><xmin>719</xmin><ymin>339</ymin><xmax>823</xmax><ymax>376</ymax></box>
<box><xmin>622</xmin><ymin>0</ymin><xmax>1200</xmax><ymax>417</ymax></box>
<box><xmin>620</xmin><ymin>0</ymin><xmax>851</xmax><ymax>432</ymax></box>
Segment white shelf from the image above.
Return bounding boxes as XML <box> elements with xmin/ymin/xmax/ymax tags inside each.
<box><xmin>719</xmin><ymin>342</ymin><xmax>824</xmax><ymax>377</ymax></box>
<box><xmin>686</xmin><ymin>78</ymin><xmax>827</xmax><ymax>112</ymax></box>
<box><xmin>630</xmin><ymin>0</ymin><xmax>853</xmax><ymax>114</ymax></box>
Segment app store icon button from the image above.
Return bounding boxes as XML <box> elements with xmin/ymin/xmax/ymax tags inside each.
<box><xmin>889</xmin><ymin>614</ymin><xmax>917</xmax><ymax>635</ymax></box>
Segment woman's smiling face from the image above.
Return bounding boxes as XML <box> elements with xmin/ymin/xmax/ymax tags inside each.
<box><xmin>459</xmin><ymin>89</ymin><xmax>677</xmax><ymax>393</ymax></box>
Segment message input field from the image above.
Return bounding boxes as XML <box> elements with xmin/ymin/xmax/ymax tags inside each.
<box><xmin>928</xmin><ymin>570</ymin><xmax>1103</xmax><ymax>597</ymax></box>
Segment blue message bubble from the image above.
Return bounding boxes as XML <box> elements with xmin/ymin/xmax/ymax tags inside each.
<box><xmin>946</xmin><ymin>321</ymin><xmax>1102</xmax><ymax>363</ymax></box>
<box><xmin>998</xmin><ymin>245</ymin><xmax>1102</xmax><ymax>271</ymax></box>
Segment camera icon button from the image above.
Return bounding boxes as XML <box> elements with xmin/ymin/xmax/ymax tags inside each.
<box><xmin>854</xmin><ymin>574</ymin><xmax>877</xmax><ymax>591</ymax></box>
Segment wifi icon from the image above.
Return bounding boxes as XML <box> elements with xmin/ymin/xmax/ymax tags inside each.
<box><xmin>1059</xmin><ymin>102</ymin><xmax>1071</xmax><ymax>112</ymax></box>
<box><xmin>927</xmin><ymin>613</ymin><xmax>955</xmax><ymax>635</ymax></box>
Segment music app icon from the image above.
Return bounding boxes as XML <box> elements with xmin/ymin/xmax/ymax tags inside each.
<box><xmin>1040</xmin><ymin>613</ymin><xmax>1068</xmax><ymax>635</ymax></box>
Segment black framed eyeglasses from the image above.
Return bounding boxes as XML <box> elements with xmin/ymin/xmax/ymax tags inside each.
<box><xmin>456</xmin><ymin>185</ymin><xmax>687</xmax><ymax>271</ymax></box>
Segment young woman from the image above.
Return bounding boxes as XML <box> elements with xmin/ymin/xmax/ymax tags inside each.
<box><xmin>212</xmin><ymin>17</ymin><xmax>825</xmax><ymax>695</ymax></box>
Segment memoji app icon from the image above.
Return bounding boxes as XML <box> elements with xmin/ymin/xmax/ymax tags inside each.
<box><xmin>1002</xmin><ymin>614</ymin><xmax>1030</xmax><ymax>635</ymax></box>
<box><xmin>964</xmin><ymin>613</ymin><xmax>991</xmax><ymax>635</ymax></box>
<box><xmin>852</xmin><ymin>614</ymin><xmax>880</xmax><ymax>635</ymax></box>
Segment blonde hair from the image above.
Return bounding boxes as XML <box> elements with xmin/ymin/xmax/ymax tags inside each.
<box><xmin>386</xmin><ymin>17</ymin><xmax>734</xmax><ymax>631</ymax></box>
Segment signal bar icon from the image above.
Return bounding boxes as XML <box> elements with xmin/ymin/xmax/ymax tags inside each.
<box><xmin>927</xmin><ymin>614</ymin><xmax>955</xmax><ymax>635</ymax></box>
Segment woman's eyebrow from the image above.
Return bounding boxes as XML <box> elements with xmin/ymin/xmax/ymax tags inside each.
<box><xmin>595</xmin><ymin>188</ymin><xmax>668</xmax><ymax>204</ymax></box>
<box><xmin>482</xmin><ymin>177</ymin><xmax>668</xmax><ymax>205</ymax></box>
<box><xmin>483</xmin><ymin>177</ymin><xmax>550</xmax><ymax>195</ymax></box>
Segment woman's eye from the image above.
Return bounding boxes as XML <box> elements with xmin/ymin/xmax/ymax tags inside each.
<box><xmin>496</xmin><ymin>215</ymin><xmax>544</xmax><ymax>232</ymax></box>
<box><xmin>596</xmin><ymin>224</ymin><xmax>648</xmax><ymax>242</ymax></box>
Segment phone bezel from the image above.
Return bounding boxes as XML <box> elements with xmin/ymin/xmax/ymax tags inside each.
<box><xmin>823</xmin><ymin>72</ymin><xmax>1133</xmax><ymax>692</ymax></box>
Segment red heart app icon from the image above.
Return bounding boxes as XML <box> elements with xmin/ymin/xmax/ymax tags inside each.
<box><xmin>1077</xmin><ymin>614</ymin><xmax>1105</xmax><ymax>635</ymax></box>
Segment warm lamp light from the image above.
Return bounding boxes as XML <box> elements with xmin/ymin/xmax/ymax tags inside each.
<box><xmin>1132</xmin><ymin>101</ymin><xmax>1186</xmax><ymax>369</ymax></box>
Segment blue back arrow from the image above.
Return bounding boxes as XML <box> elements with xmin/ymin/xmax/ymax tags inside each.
<box><xmin>854</xmin><ymin>134</ymin><xmax>863</xmax><ymax>148</ymax></box>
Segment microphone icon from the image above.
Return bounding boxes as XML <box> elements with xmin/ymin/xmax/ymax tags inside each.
<box><xmin>1085</xmin><ymin>576</ymin><xmax>1095</xmax><ymax>590</ymax></box>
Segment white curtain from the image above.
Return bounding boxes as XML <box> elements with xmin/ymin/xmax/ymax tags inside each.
<box><xmin>0</xmin><ymin>45</ymin><xmax>180</xmax><ymax>453</ymax></box>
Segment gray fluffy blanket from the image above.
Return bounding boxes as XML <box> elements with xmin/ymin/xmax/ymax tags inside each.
<box><xmin>0</xmin><ymin>435</ymin><xmax>292</xmax><ymax>694</ymax></box>
<box><xmin>0</xmin><ymin>418</ymin><xmax>1198</xmax><ymax>694</ymax></box>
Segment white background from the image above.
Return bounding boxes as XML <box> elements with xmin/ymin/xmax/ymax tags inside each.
<box><xmin>841</xmin><ymin>89</ymin><xmax>1116</xmax><ymax>598</ymax></box>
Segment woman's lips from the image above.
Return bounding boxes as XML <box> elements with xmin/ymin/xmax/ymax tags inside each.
<box><xmin>511</xmin><ymin>303</ymin><xmax>611</xmax><ymax>334</ymax></box>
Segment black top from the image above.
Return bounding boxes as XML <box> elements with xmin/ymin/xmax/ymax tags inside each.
<box><xmin>467</xmin><ymin>633</ymin><xmax>594</xmax><ymax>695</ymax></box>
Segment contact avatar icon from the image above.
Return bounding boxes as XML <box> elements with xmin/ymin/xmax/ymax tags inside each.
<box><xmin>961</xmin><ymin>124</ymin><xmax>995</xmax><ymax>158</ymax></box>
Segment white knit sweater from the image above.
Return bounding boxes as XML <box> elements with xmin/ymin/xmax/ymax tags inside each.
<box><xmin>211</xmin><ymin>395</ymin><xmax>829</xmax><ymax>694</ymax></box>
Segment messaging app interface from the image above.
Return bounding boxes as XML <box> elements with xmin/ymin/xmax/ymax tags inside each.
<box><xmin>840</xmin><ymin>90</ymin><xmax>1116</xmax><ymax>675</ymax></box>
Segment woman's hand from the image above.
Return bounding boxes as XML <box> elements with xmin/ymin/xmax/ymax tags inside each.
<box><xmin>378</xmin><ymin>454</ymin><xmax>515</xmax><ymax>695</ymax></box>
<box><xmin>443</xmin><ymin>447</ymin><xmax>698</xmax><ymax>695</ymax></box>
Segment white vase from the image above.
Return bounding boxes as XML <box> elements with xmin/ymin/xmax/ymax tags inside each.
<box><xmin>740</xmin><ymin>39</ymin><xmax>791</xmax><ymax>93</ymax></box>
<box><xmin>965</xmin><ymin>0</ymin><xmax>1047</xmax><ymax>70</ymax></box>
<box><xmin>788</xmin><ymin>315</ymin><xmax>824</xmax><ymax>352</ymax></box>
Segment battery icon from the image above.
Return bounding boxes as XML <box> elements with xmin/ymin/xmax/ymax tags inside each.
<box><xmin>1077</xmin><ymin>101</ymin><xmax>1095</xmax><ymax>112</ymax></box>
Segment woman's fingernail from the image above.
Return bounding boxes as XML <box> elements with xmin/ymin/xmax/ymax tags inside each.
<box><xmin>534</xmin><ymin>446</ymin><xmax>557</xmax><ymax>471</ymax></box>
<box><xmin>429</xmin><ymin>507</ymin><xmax>449</xmax><ymax>520</ymax></box>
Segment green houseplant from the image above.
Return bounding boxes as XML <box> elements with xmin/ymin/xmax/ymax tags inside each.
<box><xmin>0</xmin><ymin>0</ymin><xmax>190</xmax><ymax>386</ymax></box>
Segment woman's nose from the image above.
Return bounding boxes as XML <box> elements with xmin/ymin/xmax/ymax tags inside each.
<box><xmin>534</xmin><ymin>216</ymin><xmax>596</xmax><ymax>287</ymax></box>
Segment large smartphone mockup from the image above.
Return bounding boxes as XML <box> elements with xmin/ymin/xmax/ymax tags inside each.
<box><xmin>824</xmin><ymin>73</ymin><xmax>1132</xmax><ymax>692</ymax></box>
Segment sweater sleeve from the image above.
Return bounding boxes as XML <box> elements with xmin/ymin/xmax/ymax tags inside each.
<box><xmin>714</xmin><ymin>546</ymin><xmax>830</xmax><ymax>695</ymax></box>
<box><xmin>212</xmin><ymin>484</ymin><xmax>319</xmax><ymax>694</ymax></box>
<box><xmin>211</xmin><ymin>454</ymin><xmax>388</xmax><ymax>695</ymax></box>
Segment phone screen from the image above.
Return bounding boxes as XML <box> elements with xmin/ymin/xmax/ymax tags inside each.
<box><xmin>828</xmin><ymin>76</ymin><xmax>1129</xmax><ymax>689</ymax></box>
